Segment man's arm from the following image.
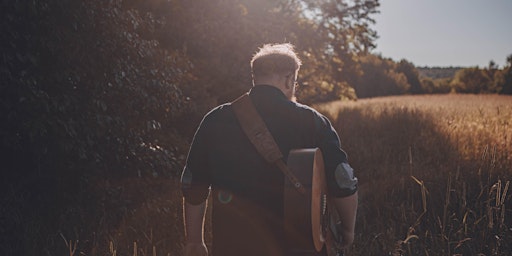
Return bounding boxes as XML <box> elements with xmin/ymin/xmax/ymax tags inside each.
<box><xmin>183</xmin><ymin>200</ymin><xmax>208</xmax><ymax>256</ymax></box>
<box><xmin>333</xmin><ymin>191</ymin><xmax>358</xmax><ymax>248</ymax></box>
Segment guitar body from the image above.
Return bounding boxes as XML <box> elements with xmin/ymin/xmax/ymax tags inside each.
<box><xmin>284</xmin><ymin>148</ymin><xmax>344</xmax><ymax>255</ymax></box>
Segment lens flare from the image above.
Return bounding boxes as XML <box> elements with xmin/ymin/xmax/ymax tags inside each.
<box><xmin>218</xmin><ymin>191</ymin><xmax>233</xmax><ymax>204</ymax></box>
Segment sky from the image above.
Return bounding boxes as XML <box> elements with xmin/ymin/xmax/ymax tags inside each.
<box><xmin>372</xmin><ymin>0</ymin><xmax>512</xmax><ymax>68</ymax></box>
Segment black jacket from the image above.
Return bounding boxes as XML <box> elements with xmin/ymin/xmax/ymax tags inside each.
<box><xmin>181</xmin><ymin>85</ymin><xmax>356</xmax><ymax>256</ymax></box>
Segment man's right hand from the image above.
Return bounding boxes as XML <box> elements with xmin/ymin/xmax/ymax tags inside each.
<box><xmin>183</xmin><ymin>201</ymin><xmax>208</xmax><ymax>256</ymax></box>
<box><xmin>339</xmin><ymin>230</ymin><xmax>354</xmax><ymax>249</ymax></box>
<box><xmin>183</xmin><ymin>242</ymin><xmax>208</xmax><ymax>256</ymax></box>
<box><xmin>332</xmin><ymin>192</ymin><xmax>358</xmax><ymax>248</ymax></box>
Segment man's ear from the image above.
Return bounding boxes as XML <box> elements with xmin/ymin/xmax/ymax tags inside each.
<box><xmin>284</xmin><ymin>75</ymin><xmax>292</xmax><ymax>89</ymax></box>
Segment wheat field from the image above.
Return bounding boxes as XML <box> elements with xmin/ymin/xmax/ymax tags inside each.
<box><xmin>64</xmin><ymin>94</ymin><xmax>511</xmax><ymax>256</ymax></box>
<box><xmin>316</xmin><ymin>94</ymin><xmax>512</xmax><ymax>255</ymax></box>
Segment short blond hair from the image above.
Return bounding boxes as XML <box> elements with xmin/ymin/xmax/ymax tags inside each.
<box><xmin>250</xmin><ymin>43</ymin><xmax>302</xmax><ymax>79</ymax></box>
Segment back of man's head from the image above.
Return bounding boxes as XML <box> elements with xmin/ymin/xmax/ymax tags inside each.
<box><xmin>251</xmin><ymin>43</ymin><xmax>302</xmax><ymax>80</ymax></box>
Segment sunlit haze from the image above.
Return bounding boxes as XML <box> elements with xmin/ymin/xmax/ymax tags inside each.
<box><xmin>373</xmin><ymin>0</ymin><xmax>512</xmax><ymax>68</ymax></box>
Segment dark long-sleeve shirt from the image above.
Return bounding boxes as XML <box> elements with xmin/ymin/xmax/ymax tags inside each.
<box><xmin>181</xmin><ymin>85</ymin><xmax>357</xmax><ymax>256</ymax></box>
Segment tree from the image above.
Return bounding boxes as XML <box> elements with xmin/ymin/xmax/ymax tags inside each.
<box><xmin>147</xmin><ymin>0</ymin><xmax>380</xmax><ymax>104</ymax></box>
<box><xmin>1</xmin><ymin>0</ymin><xmax>193</xmax><ymax>254</ymax></box>
<box><xmin>354</xmin><ymin>54</ymin><xmax>410</xmax><ymax>98</ymax></box>
<box><xmin>498</xmin><ymin>54</ymin><xmax>512</xmax><ymax>95</ymax></box>
<box><xmin>451</xmin><ymin>67</ymin><xmax>493</xmax><ymax>93</ymax></box>
<box><xmin>296</xmin><ymin>0</ymin><xmax>380</xmax><ymax>101</ymax></box>
<box><xmin>420</xmin><ymin>77</ymin><xmax>452</xmax><ymax>94</ymax></box>
<box><xmin>397</xmin><ymin>59</ymin><xmax>423</xmax><ymax>94</ymax></box>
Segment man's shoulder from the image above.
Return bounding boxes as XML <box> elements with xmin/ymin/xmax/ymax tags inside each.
<box><xmin>198</xmin><ymin>103</ymin><xmax>235</xmax><ymax>127</ymax></box>
<box><xmin>292</xmin><ymin>101</ymin><xmax>316</xmax><ymax>112</ymax></box>
<box><xmin>288</xmin><ymin>101</ymin><xmax>326</xmax><ymax>120</ymax></box>
<box><xmin>204</xmin><ymin>102</ymin><xmax>232</xmax><ymax>117</ymax></box>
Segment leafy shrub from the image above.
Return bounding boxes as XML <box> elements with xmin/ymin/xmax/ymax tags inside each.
<box><xmin>1</xmin><ymin>0</ymin><xmax>193</xmax><ymax>254</ymax></box>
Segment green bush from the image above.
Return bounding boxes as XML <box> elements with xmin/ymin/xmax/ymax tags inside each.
<box><xmin>1</xmin><ymin>1</ymin><xmax>193</xmax><ymax>254</ymax></box>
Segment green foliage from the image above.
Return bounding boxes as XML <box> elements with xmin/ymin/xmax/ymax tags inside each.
<box><xmin>417</xmin><ymin>66</ymin><xmax>462</xmax><ymax>79</ymax></box>
<box><xmin>1</xmin><ymin>0</ymin><xmax>193</xmax><ymax>254</ymax></box>
<box><xmin>397</xmin><ymin>59</ymin><xmax>423</xmax><ymax>94</ymax></box>
<box><xmin>447</xmin><ymin>57</ymin><xmax>512</xmax><ymax>94</ymax></box>
<box><xmin>495</xmin><ymin>54</ymin><xmax>512</xmax><ymax>95</ymax></box>
<box><xmin>140</xmin><ymin>0</ymin><xmax>380</xmax><ymax>105</ymax></box>
<box><xmin>297</xmin><ymin>80</ymin><xmax>357</xmax><ymax>104</ymax></box>
<box><xmin>451</xmin><ymin>67</ymin><xmax>495</xmax><ymax>93</ymax></box>
<box><xmin>353</xmin><ymin>54</ymin><xmax>410</xmax><ymax>98</ymax></box>
<box><xmin>420</xmin><ymin>77</ymin><xmax>452</xmax><ymax>94</ymax></box>
<box><xmin>417</xmin><ymin>61</ymin><xmax>512</xmax><ymax>95</ymax></box>
<box><xmin>295</xmin><ymin>0</ymin><xmax>379</xmax><ymax>102</ymax></box>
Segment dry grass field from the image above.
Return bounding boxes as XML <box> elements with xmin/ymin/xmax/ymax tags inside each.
<box><xmin>58</xmin><ymin>94</ymin><xmax>511</xmax><ymax>256</ymax></box>
<box><xmin>316</xmin><ymin>94</ymin><xmax>512</xmax><ymax>255</ymax></box>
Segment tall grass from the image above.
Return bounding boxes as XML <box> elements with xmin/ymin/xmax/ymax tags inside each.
<box><xmin>41</xmin><ymin>94</ymin><xmax>512</xmax><ymax>255</ymax></box>
<box><xmin>317</xmin><ymin>94</ymin><xmax>512</xmax><ymax>255</ymax></box>
<box><xmin>55</xmin><ymin>178</ymin><xmax>185</xmax><ymax>256</ymax></box>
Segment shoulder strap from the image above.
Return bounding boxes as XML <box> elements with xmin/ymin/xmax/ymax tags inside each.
<box><xmin>232</xmin><ymin>93</ymin><xmax>305</xmax><ymax>194</ymax></box>
<box><xmin>232</xmin><ymin>93</ymin><xmax>282</xmax><ymax>163</ymax></box>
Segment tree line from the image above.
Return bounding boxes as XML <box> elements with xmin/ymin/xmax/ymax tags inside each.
<box><xmin>1</xmin><ymin>0</ymin><xmax>511</xmax><ymax>254</ymax></box>
<box><xmin>354</xmin><ymin>55</ymin><xmax>512</xmax><ymax>97</ymax></box>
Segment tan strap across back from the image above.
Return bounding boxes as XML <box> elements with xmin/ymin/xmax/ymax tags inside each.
<box><xmin>232</xmin><ymin>93</ymin><xmax>306</xmax><ymax>194</ymax></box>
